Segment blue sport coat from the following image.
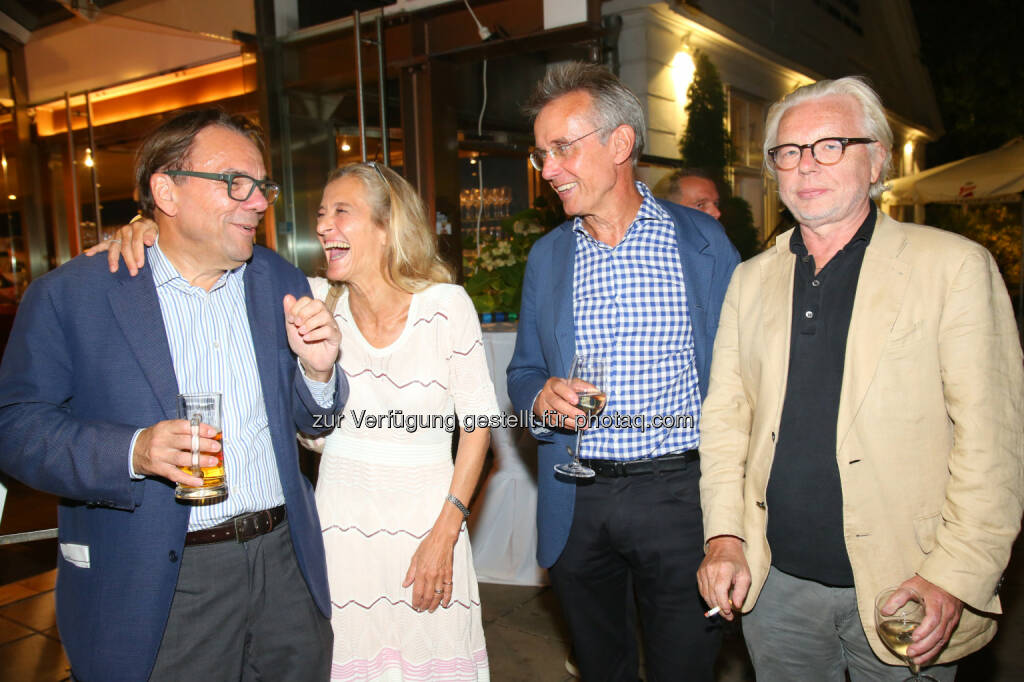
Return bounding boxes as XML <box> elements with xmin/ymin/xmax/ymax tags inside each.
<box><xmin>506</xmin><ymin>200</ymin><xmax>739</xmax><ymax>568</ymax></box>
<box><xmin>0</xmin><ymin>246</ymin><xmax>347</xmax><ymax>682</ymax></box>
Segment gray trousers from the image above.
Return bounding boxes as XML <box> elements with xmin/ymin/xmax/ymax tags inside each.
<box><xmin>149</xmin><ymin>520</ymin><xmax>332</xmax><ymax>681</ymax></box>
<box><xmin>742</xmin><ymin>566</ymin><xmax>957</xmax><ymax>682</ymax></box>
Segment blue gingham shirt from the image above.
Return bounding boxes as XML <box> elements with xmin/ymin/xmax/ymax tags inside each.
<box><xmin>573</xmin><ymin>182</ymin><xmax>701</xmax><ymax>460</ymax></box>
<box><xmin>134</xmin><ymin>243</ymin><xmax>335</xmax><ymax>531</ymax></box>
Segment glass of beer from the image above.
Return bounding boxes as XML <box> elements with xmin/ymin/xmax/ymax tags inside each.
<box><xmin>175</xmin><ymin>392</ymin><xmax>227</xmax><ymax>504</ymax></box>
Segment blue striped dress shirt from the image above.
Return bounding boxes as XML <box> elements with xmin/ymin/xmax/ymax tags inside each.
<box><xmin>140</xmin><ymin>243</ymin><xmax>335</xmax><ymax>531</ymax></box>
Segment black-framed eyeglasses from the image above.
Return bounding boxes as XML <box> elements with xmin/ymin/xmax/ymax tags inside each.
<box><xmin>163</xmin><ymin>170</ymin><xmax>281</xmax><ymax>204</ymax></box>
<box><xmin>767</xmin><ymin>137</ymin><xmax>876</xmax><ymax>170</ymax></box>
<box><xmin>529</xmin><ymin>128</ymin><xmax>606</xmax><ymax>171</ymax></box>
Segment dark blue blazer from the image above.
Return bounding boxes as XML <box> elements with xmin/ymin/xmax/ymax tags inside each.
<box><xmin>0</xmin><ymin>246</ymin><xmax>347</xmax><ymax>682</ymax></box>
<box><xmin>506</xmin><ymin>200</ymin><xmax>739</xmax><ymax>568</ymax></box>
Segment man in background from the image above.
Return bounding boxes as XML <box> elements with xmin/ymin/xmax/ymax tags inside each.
<box><xmin>667</xmin><ymin>167</ymin><xmax>722</xmax><ymax>220</ymax></box>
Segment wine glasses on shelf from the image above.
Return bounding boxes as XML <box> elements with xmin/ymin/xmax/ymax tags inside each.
<box><xmin>875</xmin><ymin>586</ymin><xmax>939</xmax><ymax>682</ymax></box>
<box><xmin>553</xmin><ymin>354</ymin><xmax>609</xmax><ymax>479</ymax></box>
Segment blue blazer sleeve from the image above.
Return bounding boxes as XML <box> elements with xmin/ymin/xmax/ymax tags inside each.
<box><xmin>0</xmin><ymin>270</ymin><xmax>143</xmax><ymax>509</ymax></box>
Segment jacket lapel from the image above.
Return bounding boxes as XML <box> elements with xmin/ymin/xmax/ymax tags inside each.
<box><xmin>760</xmin><ymin>232</ymin><xmax>797</xmax><ymax>397</ymax></box>
<box><xmin>108</xmin><ymin>266</ymin><xmax>179</xmax><ymax>419</ymax></box>
<box><xmin>244</xmin><ymin>255</ymin><xmax>283</xmax><ymax>428</ymax></box>
<box><xmin>836</xmin><ymin>214</ymin><xmax>911</xmax><ymax>451</ymax></box>
<box><xmin>549</xmin><ymin>224</ymin><xmax>576</xmax><ymax>377</ymax></box>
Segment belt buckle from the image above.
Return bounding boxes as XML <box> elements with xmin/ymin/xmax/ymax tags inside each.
<box><xmin>614</xmin><ymin>461</ymin><xmax>627</xmax><ymax>477</ymax></box>
<box><xmin>233</xmin><ymin>514</ymin><xmax>249</xmax><ymax>543</ymax></box>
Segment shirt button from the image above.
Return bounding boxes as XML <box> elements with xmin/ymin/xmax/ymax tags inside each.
<box><xmin>811</xmin><ymin>279</ymin><xmax>821</xmax><ymax>287</ymax></box>
<box><xmin>212</xmin><ymin>340</ymin><xmax>220</xmax><ymax>349</ymax></box>
<box><xmin>168</xmin><ymin>550</ymin><xmax>178</xmax><ymax>563</ymax></box>
<box><xmin>805</xmin><ymin>310</ymin><xmax>814</xmax><ymax>319</ymax></box>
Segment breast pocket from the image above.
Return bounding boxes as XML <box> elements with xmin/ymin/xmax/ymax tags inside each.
<box><xmin>884</xmin><ymin>321</ymin><xmax>924</xmax><ymax>358</ymax></box>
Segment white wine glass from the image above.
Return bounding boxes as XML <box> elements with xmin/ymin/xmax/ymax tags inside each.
<box><xmin>553</xmin><ymin>354</ymin><xmax>609</xmax><ymax>479</ymax></box>
<box><xmin>875</xmin><ymin>586</ymin><xmax>938</xmax><ymax>682</ymax></box>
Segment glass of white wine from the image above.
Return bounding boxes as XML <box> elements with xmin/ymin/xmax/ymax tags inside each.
<box><xmin>554</xmin><ymin>354</ymin><xmax>609</xmax><ymax>479</ymax></box>
<box><xmin>874</xmin><ymin>586</ymin><xmax>938</xmax><ymax>682</ymax></box>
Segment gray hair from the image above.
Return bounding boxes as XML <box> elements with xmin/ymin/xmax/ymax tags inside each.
<box><xmin>763</xmin><ymin>76</ymin><xmax>893</xmax><ymax>199</ymax></box>
<box><xmin>523</xmin><ymin>62</ymin><xmax>646</xmax><ymax>166</ymax></box>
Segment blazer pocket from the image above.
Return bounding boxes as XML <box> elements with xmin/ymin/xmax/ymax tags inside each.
<box><xmin>60</xmin><ymin>542</ymin><xmax>91</xmax><ymax>568</ymax></box>
<box><xmin>913</xmin><ymin>513</ymin><xmax>941</xmax><ymax>554</ymax></box>
<box><xmin>885</xmin><ymin>321</ymin><xmax>923</xmax><ymax>353</ymax></box>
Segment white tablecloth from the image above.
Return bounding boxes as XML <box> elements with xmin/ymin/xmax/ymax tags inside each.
<box><xmin>469</xmin><ymin>325</ymin><xmax>547</xmax><ymax>586</ymax></box>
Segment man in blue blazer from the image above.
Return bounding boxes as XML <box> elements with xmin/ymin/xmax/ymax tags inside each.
<box><xmin>0</xmin><ymin>110</ymin><xmax>347</xmax><ymax>681</ymax></box>
<box><xmin>507</xmin><ymin>64</ymin><xmax>739</xmax><ymax>681</ymax></box>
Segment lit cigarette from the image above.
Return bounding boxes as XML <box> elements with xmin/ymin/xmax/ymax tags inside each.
<box><xmin>704</xmin><ymin>606</ymin><xmax>721</xmax><ymax>618</ymax></box>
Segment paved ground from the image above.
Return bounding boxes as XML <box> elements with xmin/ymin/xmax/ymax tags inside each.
<box><xmin>2</xmin><ymin>480</ymin><xmax>1022</xmax><ymax>680</ymax></box>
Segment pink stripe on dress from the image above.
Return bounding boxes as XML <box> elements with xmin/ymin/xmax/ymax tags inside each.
<box><xmin>331</xmin><ymin>646</ymin><xmax>488</xmax><ymax>681</ymax></box>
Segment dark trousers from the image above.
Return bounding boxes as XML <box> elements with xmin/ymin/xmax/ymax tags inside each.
<box><xmin>148</xmin><ymin>519</ymin><xmax>332</xmax><ymax>681</ymax></box>
<box><xmin>549</xmin><ymin>464</ymin><xmax>720</xmax><ymax>682</ymax></box>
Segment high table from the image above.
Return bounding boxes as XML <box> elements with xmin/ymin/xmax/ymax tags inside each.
<box><xmin>469</xmin><ymin>323</ymin><xmax>548</xmax><ymax>586</ymax></box>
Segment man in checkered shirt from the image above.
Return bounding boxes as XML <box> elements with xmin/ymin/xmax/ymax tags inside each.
<box><xmin>507</xmin><ymin>62</ymin><xmax>740</xmax><ymax>681</ymax></box>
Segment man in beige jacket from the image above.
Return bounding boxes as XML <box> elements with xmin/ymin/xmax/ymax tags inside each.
<box><xmin>697</xmin><ymin>76</ymin><xmax>1024</xmax><ymax>681</ymax></box>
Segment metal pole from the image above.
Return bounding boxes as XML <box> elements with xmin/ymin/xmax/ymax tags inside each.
<box><xmin>1</xmin><ymin>150</ymin><xmax>15</xmax><ymax>295</ymax></box>
<box><xmin>64</xmin><ymin>92</ymin><xmax>81</xmax><ymax>255</ymax></box>
<box><xmin>376</xmin><ymin>14</ymin><xmax>389</xmax><ymax>166</ymax></box>
<box><xmin>0</xmin><ymin>528</ymin><xmax>59</xmax><ymax>546</ymax></box>
<box><xmin>85</xmin><ymin>90</ymin><xmax>102</xmax><ymax>240</ymax></box>
<box><xmin>353</xmin><ymin>9</ymin><xmax>367</xmax><ymax>162</ymax></box>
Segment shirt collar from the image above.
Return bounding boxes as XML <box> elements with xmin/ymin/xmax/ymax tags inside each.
<box><xmin>148</xmin><ymin>240</ymin><xmax>244</xmax><ymax>292</ymax></box>
<box><xmin>790</xmin><ymin>201</ymin><xmax>877</xmax><ymax>257</ymax></box>
<box><xmin>572</xmin><ymin>181</ymin><xmax>668</xmax><ymax>240</ymax></box>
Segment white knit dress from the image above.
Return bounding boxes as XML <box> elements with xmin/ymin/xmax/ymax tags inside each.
<box><xmin>310</xmin><ymin>278</ymin><xmax>497</xmax><ymax>682</ymax></box>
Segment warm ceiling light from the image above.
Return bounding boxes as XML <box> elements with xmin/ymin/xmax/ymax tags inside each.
<box><xmin>84</xmin><ymin>147</ymin><xmax>95</xmax><ymax>168</ymax></box>
<box><xmin>341</xmin><ymin>141</ymin><xmax>351</xmax><ymax>152</ymax></box>
<box><xmin>7</xmin><ymin>194</ymin><xmax>16</xmax><ymax>200</ymax></box>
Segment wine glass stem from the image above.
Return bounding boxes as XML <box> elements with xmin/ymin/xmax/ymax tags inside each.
<box><xmin>574</xmin><ymin>428</ymin><xmax>584</xmax><ymax>465</ymax></box>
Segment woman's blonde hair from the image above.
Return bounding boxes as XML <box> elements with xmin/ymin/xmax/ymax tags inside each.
<box><xmin>324</xmin><ymin>162</ymin><xmax>453</xmax><ymax>291</ymax></box>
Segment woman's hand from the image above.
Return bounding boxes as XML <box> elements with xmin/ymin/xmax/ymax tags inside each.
<box><xmin>402</xmin><ymin>522</ymin><xmax>458</xmax><ymax>612</ymax></box>
<box><xmin>83</xmin><ymin>216</ymin><xmax>158</xmax><ymax>275</ymax></box>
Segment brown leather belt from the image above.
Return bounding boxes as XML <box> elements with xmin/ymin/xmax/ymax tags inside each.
<box><xmin>583</xmin><ymin>450</ymin><xmax>698</xmax><ymax>477</ymax></box>
<box><xmin>184</xmin><ymin>505</ymin><xmax>287</xmax><ymax>546</ymax></box>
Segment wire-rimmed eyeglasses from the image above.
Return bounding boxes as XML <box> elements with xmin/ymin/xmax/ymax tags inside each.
<box><xmin>767</xmin><ymin>137</ymin><xmax>876</xmax><ymax>170</ymax></box>
<box><xmin>365</xmin><ymin>161</ymin><xmax>390</xmax><ymax>189</ymax></box>
<box><xmin>163</xmin><ymin>170</ymin><xmax>281</xmax><ymax>204</ymax></box>
<box><xmin>529</xmin><ymin>128</ymin><xmax>605</xmax><ymax>171</ymax></box>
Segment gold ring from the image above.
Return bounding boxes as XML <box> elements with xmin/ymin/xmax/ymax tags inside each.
<box><xmin>129</xmin><ymin>214</ymin><xmax>144</xmax><ymax>224</ymax></box>
<box><xmin>434</xmin><ymin>589</ymin><xmax>443</xmax><ymax>594</ymax></box>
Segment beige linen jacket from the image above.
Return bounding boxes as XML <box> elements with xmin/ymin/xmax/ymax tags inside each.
<box><xmin>699</xmin><ymin>211</ymin><xmax>1024</xmax><ymax>664</ymax></box>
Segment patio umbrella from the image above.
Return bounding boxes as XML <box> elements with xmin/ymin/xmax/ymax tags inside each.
<box><xmin>884</xmin><ymin>137</ymin><xmax>1024</xmax><ymax>326</ymax></box>
<box><xmin>885</xmin><ymin>137</ymin><xmax>1024</xmax><ymax>204</ymax></box>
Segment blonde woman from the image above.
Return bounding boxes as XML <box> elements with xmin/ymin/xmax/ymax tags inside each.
<box><xmin>92</xmin><ymin>162</ymin><xmax>497</xmax><ymax>681</ymax></box>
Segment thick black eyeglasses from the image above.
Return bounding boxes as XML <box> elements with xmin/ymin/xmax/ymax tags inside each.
<box><xmin>767</xmin><ymin>137</ymin><xmax>876</xmax><ymax>170</ymax></box>
<box><xmin>529</xmin><ymin>128</ymin><xmax>606</xmax><ymax>171</ymax></box>
<box><xmin>163</xmin><ymin>170</ymin><xmax>281</xmax><ymax>204</ymax></box>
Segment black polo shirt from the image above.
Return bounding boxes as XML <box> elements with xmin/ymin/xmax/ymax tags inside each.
<box><xmin>765</xmin><ymin>202</ymin><xmax>876</xmax><ymax>587</ymax></box>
